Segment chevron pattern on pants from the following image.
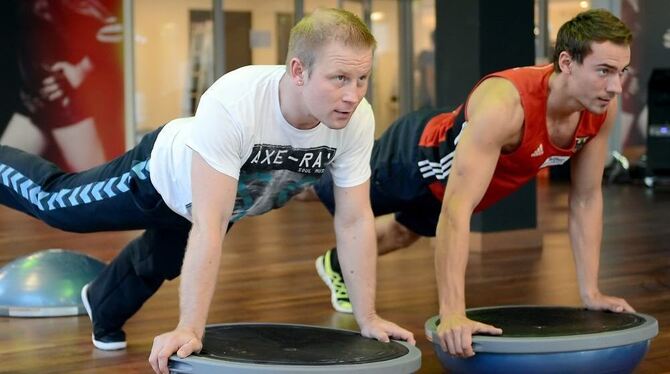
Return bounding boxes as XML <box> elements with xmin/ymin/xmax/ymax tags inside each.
<box><xmin>0</xmin><ymin>160</ymin><xmax>149</xmax><ymax>211</ymax></box>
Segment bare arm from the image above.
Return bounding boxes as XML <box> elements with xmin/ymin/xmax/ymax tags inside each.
<box><xmin>568</xmin><ymin>99</ymin><xmax>633</xmax><ymax>313</ymax></box>
<box><xmin>434</xmin><ymin>78</ymin><xmax>523</xmax><ymax>356</ymax></box>
<box><xmin>333</xmin><ymin>180</ymin><xmax>415</xmax><ymax>344</ymax></box>
<box><xmin>149</xmin><ymin>152</ymin><xmax>237</xmax><ymax>374</ymax></box>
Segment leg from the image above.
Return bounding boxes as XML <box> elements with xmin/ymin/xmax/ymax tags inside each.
<box><xmin>0</xmin><ymin>127</ymin><xmax>164</xmax><ymax>232</ymax></box>
<box><xmin>318</xmin><ymin>180</ymin><xmax>439</xmax><ymax>312</ymax></box>
<box><xmin>84</xmin><ymin>224</ymin><xmax>191</xmax><ymax>349</ymax></box>
<box><xmin>314</xmin><ymin>112</ymin><xmax>434</xmax><ymax>313</ymax></box>
<box><xmin>291</xmin><ymin>185</ymin><xmax>320</xmax><ymax>202</ymax></box>
<box><xmin>314</xmin><ymin>176</ymin><xmax>424</xmax><ymax>314</ymax></box>
<box><xmin>376</xmin><ymin>216</ymin><xmax>421</xmax><ymax>255</ymax></box>
<box><xmin>0</xmin><ymin>127</ymin><xmax>190</xmax><ymax>350</ymax></box>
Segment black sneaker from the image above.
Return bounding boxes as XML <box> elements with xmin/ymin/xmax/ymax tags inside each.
<box><xmin>81</xmin><ymin>283</ymin><xmax>127</xmax><ymax>350</ymax></box>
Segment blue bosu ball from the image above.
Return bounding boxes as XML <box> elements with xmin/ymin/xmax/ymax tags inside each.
<box><xmin>0</xmin><ymin>249</ymin><xmax>105</xmax><ymax>317</ymax></box>
<box><xmin>425</xmin><ymin>306</ymin><xmax>658</xmax><ymax>374</ymax></box>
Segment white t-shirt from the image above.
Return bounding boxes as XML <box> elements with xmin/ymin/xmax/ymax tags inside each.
<box><xmin>149</xmin><ymin>65</ymin><xmax>374</xmax><ymax>222</ymax></box>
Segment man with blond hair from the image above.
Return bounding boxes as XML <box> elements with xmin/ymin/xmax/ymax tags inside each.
<box><xmin>0</xmin><ymin>8</ymin><xmax>414</xmax><ymax>373</ymax></box>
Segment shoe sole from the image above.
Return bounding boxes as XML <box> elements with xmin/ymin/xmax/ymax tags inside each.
<box><xmin>315</xmin><ymin>256</ymin><xmax>353</xmax><ymax>314</ymax></box>
<box><xmin>81</xmin><ymin>283</ymin><xmax>127</xmax><ymax>350</ymax></box>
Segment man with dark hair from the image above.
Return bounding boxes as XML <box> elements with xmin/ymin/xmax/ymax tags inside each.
<box><xmin>307</xmin><ymin>8</ymin><xmax>635</xmax><ymax>357</ymax></box>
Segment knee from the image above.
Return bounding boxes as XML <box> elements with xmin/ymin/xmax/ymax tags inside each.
<box><xmin>132</xmin><ymin>230</ymin><xmax>188</xmax><ymax>281</ymax></box>
<box><xmin>380</xmin><ymin>219</ymin><xmax>420</xmax><ymax>251</ymax></box>
<box><xmin>145</xmin><ymin>248</ymin><xmax>185</xmax><ymax>281</ymax></box>
<box><xmin>391</xmin><ymin>222</ymin><xmax>420</xmax><ymax>248</ymax></box>
<box><xmin>291</xmin><ymin>186</ymin><xmax>319</xmax><ymax>201</ymax></box>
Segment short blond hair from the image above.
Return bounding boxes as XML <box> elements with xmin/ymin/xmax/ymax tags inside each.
<box><xmin>286</xmin><ymin>8</ymin><xmax>376</xmax><ymax>74</ymax></box>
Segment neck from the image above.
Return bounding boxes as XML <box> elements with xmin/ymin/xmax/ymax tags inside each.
<box><xmin>278</xmin><ymin>73</ymin><xmax>319</xmax><ymax>130</ymax></box>
<box><xmin>546</xmin><ymin>71</ymin><xmax>583</xmax><ymax>121</ymax></box>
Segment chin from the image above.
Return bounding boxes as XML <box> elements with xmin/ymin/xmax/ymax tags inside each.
<box><xmin>590</xmin><ymin>105</ymin><xmax>610</xmax><ymax>114</ymax></box>
<box><xmin>323</xmin><ymin>122</ymin><xmax>348</xmax><ymax>130</ymax></box>
<box><xmin>583</xmin><ymin>100</ymin><xmax>609</xmax><ymax>114</ymax></box>
<box><xmin>323</xmin><ymin>118</ymin><xmax>350</xmax><ymax>130</ymax></box>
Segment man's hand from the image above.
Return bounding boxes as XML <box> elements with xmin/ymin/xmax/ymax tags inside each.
<box><xmin>583</xmin><ymin>291</ymin><xmax>635</xmax><ymax>313</ymax></box>
<box><xmin>435</xmin><ymin>314</ymin><xmax>502</xmax><ymax>358</ymax></box>
<box><xmin>358</xmin><ymin>314</ymin><xmax>416</xmax><ymax>345</ymax></box>
<box><xmin>149</xmin><ymin>327</ymin><xmax>203</xmax><ymax>374</ymax></box>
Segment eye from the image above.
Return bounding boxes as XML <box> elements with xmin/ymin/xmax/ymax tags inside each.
<box><xmin>335</xmin><ymin>75</ymin><xmax>346</xmax><ymax>81</ymax></box>
<box><xmin>597</xmin><ymin>68</ymin><xmax>609</xmax><ymax>77</ymax></box>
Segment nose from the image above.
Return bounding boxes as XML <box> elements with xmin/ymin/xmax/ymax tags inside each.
<box><xmin>342</xmin><ymin>81</ymin><xmax>367</xmax><ymax>104</ymax></box>
<box><xmin>607</xmin><ymin>74</ymin><xmax>623</xmax><ymax>95</ymax></box>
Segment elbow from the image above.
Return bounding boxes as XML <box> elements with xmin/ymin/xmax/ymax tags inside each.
<box><xmin>189</xmin><ymin>221</ymin><xmax>225</xmax><ymax>247</ymax></box>
<box><xmin>569</xmin><ymin>188</ymin><xmax>602</xmax><ymax>209</ymax></box>
<box><xmin>440</xmin><ymin>194</ymin><xmax>471</xmax><ymax>232</ymax></box>
<box><xmin>335</xmin><ymin>211</ymin><xmax>373</xmax><ymax>230</ymax></box>
<box><xmin>568</xmin><ymin>190</ymin><xmax>603</xmax><ymax>220</ymax></box>
<box><xmin>334</xmin><ymin>201</ymin><xmax>374</xmax><ymax>227</ymax></box>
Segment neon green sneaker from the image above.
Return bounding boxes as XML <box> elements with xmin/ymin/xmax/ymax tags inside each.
<box><xmin>315</xmin><ymin>248</ymin><xmax>353</xmax><ymax>314</ymax></box>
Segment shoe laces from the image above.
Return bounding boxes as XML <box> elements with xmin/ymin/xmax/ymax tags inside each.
<box><xmin>330</xmin><ymin>272</ymin><xmax>349</xmax><ymax>300</ymax></box>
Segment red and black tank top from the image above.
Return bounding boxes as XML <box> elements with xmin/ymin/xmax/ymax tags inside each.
<box><xmin>417</xmin><ymin>64</ymin><xmax>607</xmax><ymax>212</ymax></box>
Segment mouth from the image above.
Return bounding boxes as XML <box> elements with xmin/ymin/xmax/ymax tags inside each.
<box><xmin>597</xmin><ymin>97</ymin><xmax>613</xmax><ymax>105</ymax></box>
<box><xmin>334</xmin><ymin>109</ymin><xmax>352</xmax><ymax>117</ymax></box>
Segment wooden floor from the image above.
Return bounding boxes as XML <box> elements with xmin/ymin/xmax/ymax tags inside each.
<box><xmin>1</xmin><ymin>181</ymin><xmax>669</xmax><ymax>373</ymax></box>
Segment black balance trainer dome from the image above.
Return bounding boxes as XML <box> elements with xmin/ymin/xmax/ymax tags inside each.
<box><xmin>169</xmin><ymin>323</ymin><xmax>421</xmax><ymax>373</ymax></box>
<box><xmin>468</xmin><ymin>306</ymin><xmax>646</xmax><ymax>337</ymax></box>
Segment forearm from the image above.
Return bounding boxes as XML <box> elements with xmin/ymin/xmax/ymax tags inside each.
<box><xmin>436</xmin><ymin>206</ymin><xmax>471</xmax><ymax>317</ymax></box>
<box><xmin>569</xmin><ymin>191</ymin><xmax>603</xmax><ymax>300</ymax></box>
<box><xmin>334</xmin><ymin>210</ymin><xmax>377</xmax><ymax>324</ymax></box>
<box><xmin>177</xmin><ymin>225</ymin><xmax>223</xmax><ymax>339</ymax></box>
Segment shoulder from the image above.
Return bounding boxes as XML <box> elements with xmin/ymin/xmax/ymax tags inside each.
<box><xmin>466</xmin><ymin>77</ymin><xmax>524</xmax><ymax>134</ymax></box>
<box><xmin>469</xmin><ymin>77</ymin><xmax>520</xmax><ymax>107</ymax></box>
<box><xmin>206</xmin><ymin>65</ymin><xmax>284</xmax><ymax>104</ymax></box>
<box><xmin>215</xmin><ymin>65</ymin><xmax>283</xmax><ymax>82</ymax></box>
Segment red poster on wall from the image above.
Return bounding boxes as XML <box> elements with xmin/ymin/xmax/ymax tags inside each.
<box><xmin>2</xmin><ymin>0</ymin><xmax>125</xmax><ymax>172</ymax></box>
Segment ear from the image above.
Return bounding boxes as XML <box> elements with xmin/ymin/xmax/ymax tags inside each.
<box><xmin>288</xmin><ymin>58</ymin><xmax>306</xmax><ymax>86</ymax></box>
<box><xmin>557</xmin><ymin>51</ymin><xmax>573</xmax><ymax>74</ymax></box>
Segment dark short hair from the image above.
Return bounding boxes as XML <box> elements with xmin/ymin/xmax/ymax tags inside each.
<box><xmin>552</xmin><ymin>9</ymin><xmax>632</xmax><ymax>72</ymax></box>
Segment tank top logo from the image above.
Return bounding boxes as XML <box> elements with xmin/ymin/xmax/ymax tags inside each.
<box><xmin>531</xmin><ymin>144</ymin><xmax>544</xmax><ymax>157</ymax></box>
<box><xmin>574</xmin><ymin>136</ymin><xmax>590</xmax><ymax>152</ymax></box>
<box><xmin>540</xmin><ymin>155</ymin><xmax>570</xmax><ymax>169</ymax></box>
